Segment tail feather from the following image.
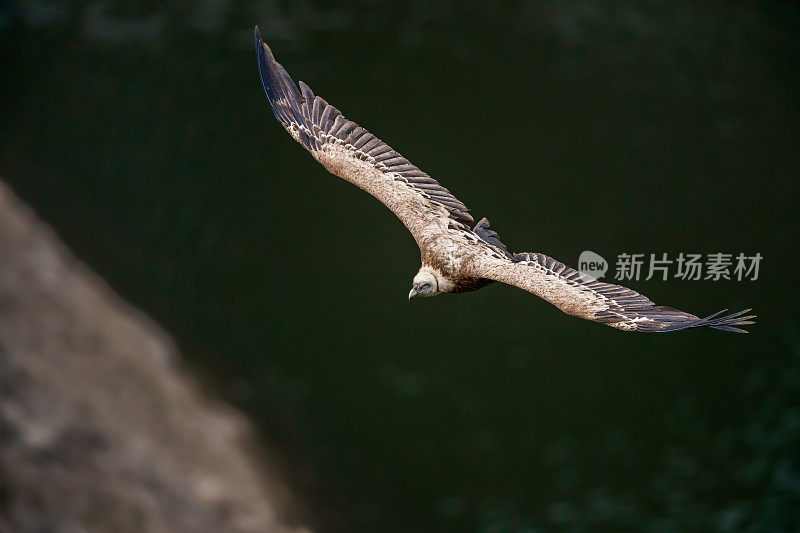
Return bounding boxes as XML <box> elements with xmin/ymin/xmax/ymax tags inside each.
<box><xmin>473</xmin><ymin>218</ymin><xmax>512</xmax><ymax>257</ymax></box>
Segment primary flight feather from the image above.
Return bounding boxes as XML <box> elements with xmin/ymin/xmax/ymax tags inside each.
<box><xmin>255</xmin><ymin>27</ymin><xmax>755</xmax><ymax>333</ymax></box>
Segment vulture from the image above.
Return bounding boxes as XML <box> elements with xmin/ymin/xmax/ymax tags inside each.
<box><xmin>254</xmin><ymin>27</ymin><xmax>755</xmax><ymax>333</ymax></box>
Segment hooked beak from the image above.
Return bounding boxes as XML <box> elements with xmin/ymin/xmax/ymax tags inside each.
<box><xmin>408</xmin><ymin>286</ymin><xmax>419</xmax><ymax>301</ymax></box>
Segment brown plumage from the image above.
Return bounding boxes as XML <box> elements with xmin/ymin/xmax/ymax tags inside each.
<box><xmin>255</xmin><ymin>27</ymin><xmax>755</xmax><ymax>333</ymax></box>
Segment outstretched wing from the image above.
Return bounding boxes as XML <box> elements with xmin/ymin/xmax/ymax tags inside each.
<box><xmin>476</xmin><ymin>252</ymin><xmax>755</xmax><ymax>333</ymax></box>
<box><xmin>255</xmin><ymin>27</ymin><xmax>473</xmax><ymax>244</ymax></box>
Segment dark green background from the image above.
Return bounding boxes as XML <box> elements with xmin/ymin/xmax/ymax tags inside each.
<box><xmin>2</xmin><ymin>1</ymin><xmax>799</xmax><ymax>531</ymax></box>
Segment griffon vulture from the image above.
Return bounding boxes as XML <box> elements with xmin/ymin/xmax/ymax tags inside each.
<box><xmin>255</xmin><ymin>27</ymin><xmax>754</xmax><ymax>333</ymax></box>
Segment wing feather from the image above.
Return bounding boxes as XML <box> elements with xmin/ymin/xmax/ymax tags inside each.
<box><xmin>477</xmin><ymin>252</ymin><xmax>755</xmax><ymax>333</ymax></box>
<box><xmin>255</xmin><ymin>28</ymin><xmax>473</xmax><ymax>242</ymax></box>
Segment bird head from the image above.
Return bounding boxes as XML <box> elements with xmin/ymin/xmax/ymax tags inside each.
<box><xmin>408</xmin><ymin>268</ymin><xmax>440</xmax><ymax>300</ymax></box>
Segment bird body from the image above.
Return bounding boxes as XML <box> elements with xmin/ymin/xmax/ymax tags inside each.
<box><xmin>255</xmin><ymin>27</ymin><xmax>755</xmax><ymax>333</ymax></box>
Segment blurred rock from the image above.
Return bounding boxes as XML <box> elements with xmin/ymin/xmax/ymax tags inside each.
<box><xmin>0</xmin><ymin>180</ymin><xmax>311</xmax><ymax>533</ymax></box>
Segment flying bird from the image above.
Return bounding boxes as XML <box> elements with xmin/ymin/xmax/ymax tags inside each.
<box><xmin>254</xmin><ymin>27</ymin><xmax>755</xmax><ymax>333</ymax></box>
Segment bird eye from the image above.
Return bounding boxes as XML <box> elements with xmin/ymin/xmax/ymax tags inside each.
<box><xmin>421</xmin><ymin>283</ymin><xmax>431</xmax><ymax>294</ymax></box>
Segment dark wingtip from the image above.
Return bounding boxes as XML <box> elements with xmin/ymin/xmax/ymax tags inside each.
<box><xmin>254</xmin><ymin>26</ymin><xmax>269</xmax><ymax>99</ymax></box>
<box><xmin>704</xmin><ymin>308</ymin><xmax>757</xmax><ymax>333</ymax></box>
<box><xmin>253</xmin><ymin>29</ymin><xmax>311</xmax><ymax>142</ymax></box>
<box><xmin>254</xmin><ymin>25</ymin><xmax>275</xmax><ymax>61</ymax></box>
